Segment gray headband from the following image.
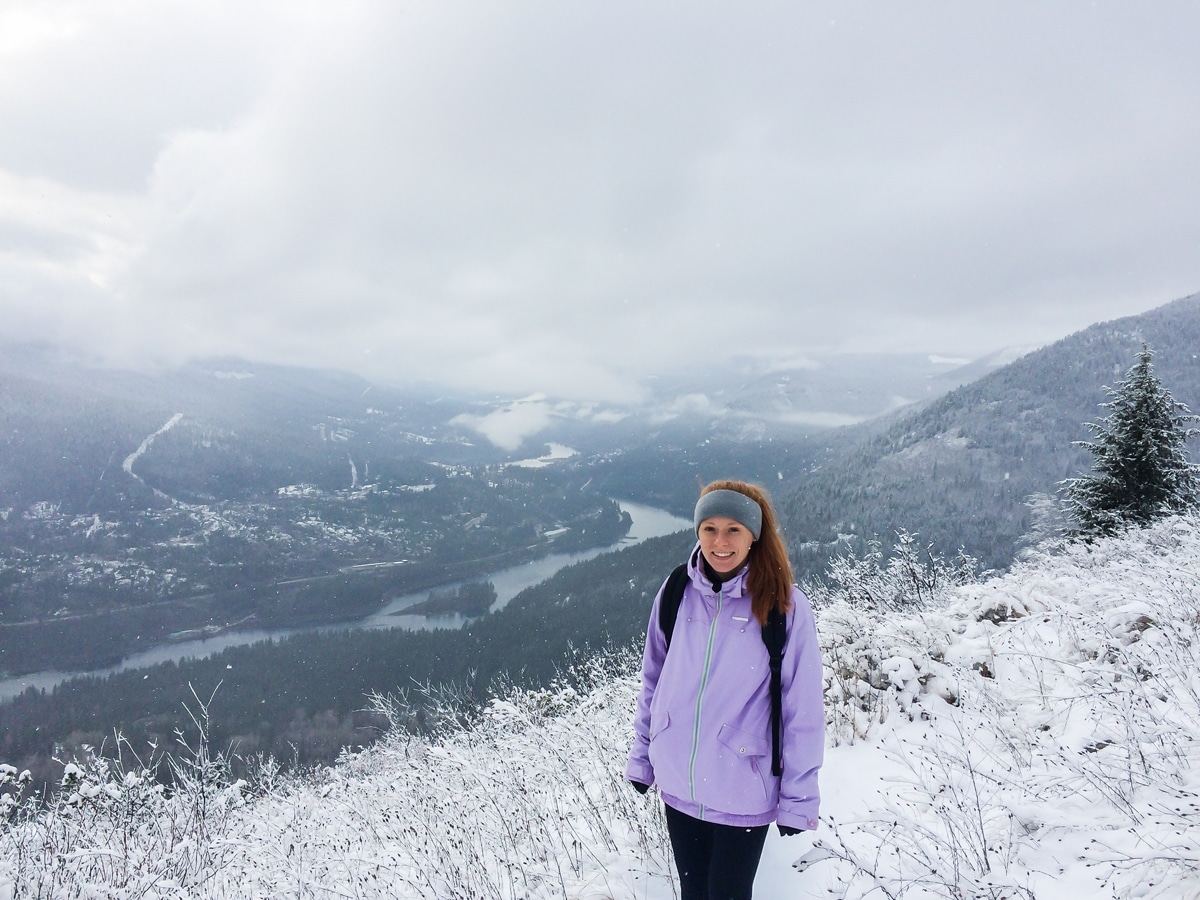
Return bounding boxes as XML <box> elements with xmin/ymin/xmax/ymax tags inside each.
<box><xmin>694</xmin><ymin>489</ymin><xmax>763</xmax><ymax>540</ymax></box>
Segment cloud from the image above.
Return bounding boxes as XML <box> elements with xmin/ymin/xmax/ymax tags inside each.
<box><xmin>451</xmin><ymin>397</ymin><xmax>557</xmax><ymax>452</ymax></box>
<box><xmin>1</xmin><ymin>1</ymin><xmax>1198</xmax><ymax>400</ymax></box>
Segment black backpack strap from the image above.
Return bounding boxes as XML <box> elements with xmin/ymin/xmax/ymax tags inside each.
<box><xmin>762</xmin><ymin>608</ymin><xmax>788</xmax><ymax>777</ymax></box>
<box><xmin>658</xmin><ymin>563</ymin><xmax>690</xmax><ymax>651</ymax></box>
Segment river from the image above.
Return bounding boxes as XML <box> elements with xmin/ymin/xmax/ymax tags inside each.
<box><xmin>0</xmin><ymin>500</ymin><xmax>689</xmax><ymax>702</ymax></box>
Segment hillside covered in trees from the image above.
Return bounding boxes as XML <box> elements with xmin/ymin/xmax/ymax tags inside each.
<box><xmin>780</xmin><ymin>292</ymin><xmax>1200</xmax><ymax>575</ymax></box>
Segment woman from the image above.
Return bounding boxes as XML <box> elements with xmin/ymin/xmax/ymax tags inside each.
<box><xmin>626</xmin><ymin>480</ymin><xmax>824</xmax><ymax>899</ymax></box>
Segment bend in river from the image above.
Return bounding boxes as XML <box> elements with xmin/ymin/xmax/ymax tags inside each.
<box><xmin>0</xmin><ymin>501</ymin><xmax>689</xmax><ymax>702</ymax></box>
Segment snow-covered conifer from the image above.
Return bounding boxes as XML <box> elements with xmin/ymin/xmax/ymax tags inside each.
<box><xmin>1060</xmin><ymin>344</ymin><xmax>1200</xmax><ymax>538</ymax></box>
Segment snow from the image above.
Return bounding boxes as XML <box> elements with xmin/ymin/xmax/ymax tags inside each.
<box><xmin>3</xmin><ymin>516</ymin><xmax>1200</xmax><ymax>898</ymax></box>
<box><xmin>122</xmin><ymin>413</ymin><xmax>184</xmax><ymax>477</ymax></box>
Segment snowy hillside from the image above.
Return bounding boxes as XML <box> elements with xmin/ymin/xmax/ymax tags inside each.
<box><xmin>3</xmin><ymin>517</ymin><xmax>1200</xmax><ymax>898</ymax></box>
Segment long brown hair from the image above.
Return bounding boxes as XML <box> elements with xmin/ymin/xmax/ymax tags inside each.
<box><xmin>698</xmin><ymin>480</ymin><xmax>794</xmax><ymax>625</ymax></box>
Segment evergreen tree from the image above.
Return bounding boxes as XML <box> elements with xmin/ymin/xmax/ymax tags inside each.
<box><xmin>1060</xmin><ymin>344</ymin><xmax>1200</xmax><ymax>538</ymax></box>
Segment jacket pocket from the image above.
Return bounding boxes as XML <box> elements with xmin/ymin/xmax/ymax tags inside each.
<box><xmin>649</xmin><ymin>709</ymin><xmax>671</xmax><ymax>740</ymax></box>
<box><xmin>647</xmin><ymin>711</ymin><xmax>686</xmax><ymax>796</ymax></box>
<box><xmin>716</xmin><ymin>722</ymin><xmax>769</xmax><ymax>760</ymax></box>
<box><xmin>700</xmin><ymin>723</ymin><xmax>774</xmax><ymax>813</ymax></box>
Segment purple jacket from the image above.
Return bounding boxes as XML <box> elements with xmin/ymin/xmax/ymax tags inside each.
<box><xmin>625</xmin><ymin>545</ymin><xmax>824</xmax><ymax>830</ymax></box>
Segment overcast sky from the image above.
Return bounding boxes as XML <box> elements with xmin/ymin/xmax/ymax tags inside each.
<box><xmin>1</xmin><ymin>1</ymin><xmax>1198</xmax><ymax>403</ymax></box>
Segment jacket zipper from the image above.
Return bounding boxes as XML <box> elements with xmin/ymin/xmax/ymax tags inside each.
<box><xmin>687</xmin><ymin>584</ymin><xmax>723</xmax><ymax>816</ymax></box>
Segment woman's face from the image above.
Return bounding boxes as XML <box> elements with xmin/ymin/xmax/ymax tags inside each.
<box><xmin>698</xmin><ymin>516</ymin><xmax>754</xmax><ymax>574</ymax></box>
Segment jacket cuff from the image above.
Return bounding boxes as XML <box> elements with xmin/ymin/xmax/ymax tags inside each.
<box><xmin>625</xmin><ymin>759</ymin><xmax>654</xmax><ymax>786</ymax></box>
<box><xmin>775</xmin><ymin>804</ymin><xmax>819</xmax><ymax>832</ymax></box>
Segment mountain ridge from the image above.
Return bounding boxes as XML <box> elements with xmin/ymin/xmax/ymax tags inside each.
<box><xmin>780</xmin><ymin>291</ymin><xmax>1200</xmax><ymax>573</ymax></box>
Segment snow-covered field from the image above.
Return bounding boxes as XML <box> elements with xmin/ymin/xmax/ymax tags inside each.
<box><xmin>3</xmin><ymin>517</ymin><xmax>1199</xmax><ymax>898</ymax></box>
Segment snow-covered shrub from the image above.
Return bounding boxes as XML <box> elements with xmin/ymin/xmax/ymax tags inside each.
<box><xmin>812</xmin><ymin>528</ymin><xmax>984</xmax><ymax>613</ymax></box>
<box><xmin>808</xmin><ymin>515</ymin><xmax>1200</xmax><ymax>899</ymax></box>
<box><xmin>195</xmin><ymin>643</ymin><xmax>673</xmax><ymax>899</ymax></box>
<box><xmin>0</xmin><ymin>648</ymin><xmax>672</xmax><ymax>900</ymax></box>
<box><xmin>813</xmin><ymin>530</ymin><xmax>982</xmax><ymax>745</ymax></box>
<box><xmin>0</xmin><ymin>687</ymin><xmax>249</xmax><ymax>899</ymax></box>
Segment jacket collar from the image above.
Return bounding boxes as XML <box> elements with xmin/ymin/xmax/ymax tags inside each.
<box><xmin>687</xmin><ymin>542</ymin><xmax>750</xmax><ymax>599</ymax></box>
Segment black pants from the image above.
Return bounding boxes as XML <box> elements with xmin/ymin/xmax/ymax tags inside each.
<box><xmin>663</xmin><ymin>804</ymin><xmax>770</xmax><ymax>900</ymax></box>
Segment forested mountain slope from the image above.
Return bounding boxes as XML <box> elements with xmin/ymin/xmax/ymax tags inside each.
<box><xmin>781</xmin><ymin>292</ymin><xmax>1200</xmax><ymax>573</ymax></box>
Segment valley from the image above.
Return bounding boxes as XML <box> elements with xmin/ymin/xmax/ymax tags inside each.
<box><xmin>4</xmin><ymin>292</ymin><xmax>1200</xmax><ymax>800</ymax></box>
<box><xmin>0</xmin><ymin>464</ymin><xmax>631</xmax><ymax>675</ymax></box>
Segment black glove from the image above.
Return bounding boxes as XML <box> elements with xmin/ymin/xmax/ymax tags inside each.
<box><xmin>778</xmin><ymin>824</ymin><xmax>803</xmax><ymax>836</ymax></box>
<box><xmin>630</xmin><ymin>780</ymin><xmax>650</xmax><ymax>795</ymax></box>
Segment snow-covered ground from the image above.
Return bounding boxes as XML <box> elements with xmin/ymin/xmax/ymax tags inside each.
<box><xmin>3</xmin><ymin>516</ymin><xmax>1199</xmax><ymax>898</ymax></box>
